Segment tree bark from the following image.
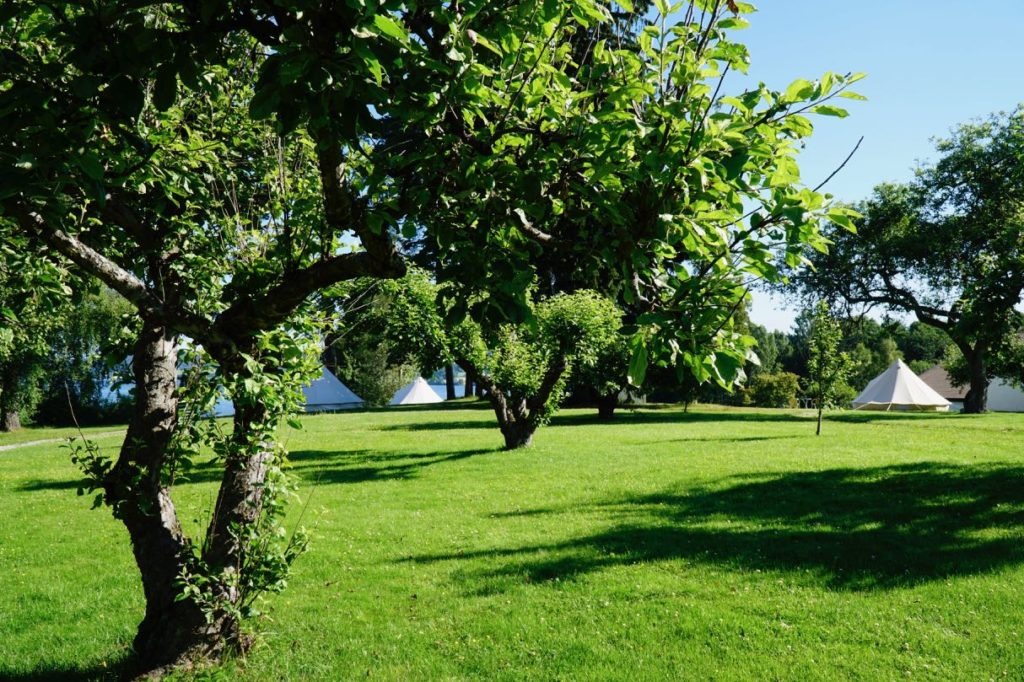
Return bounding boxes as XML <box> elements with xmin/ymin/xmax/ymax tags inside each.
<box><xmin>500</xmin><ymin>419</ymin><xmax>534</xmax><ymax>449</ymax></box>
<box><xmin>0</xmin><ymin>364</ymin><xmax>22</xmax><ymax>431</ymax></box>
<box><xmin>1</xmin><ymin>409</ymin><xmax>20</xmax><ymax>432</ymax></box>
<box><xmin>458</xmin><ymin>355</ymin><xmax>567</xmax><ymax>450</ymax></box>
<box><xmin>107</xmin><ymin>320</ymin><xmax>224</xmax><ymax>675</ymax></box>
<box><xmin>962</xmin><ymin>347</ymin><xmax>989</xmax><ymax>414</ymax></box>
<box><xmin>596</xmin><ymin>392</ymin><xmax>618</xmax><ymax>420</ymax></box>
<box><xmin>464</xmin><ymin>376</ymin><xmax>474</xmax><ymax>398</ymax></box>
<box><xmin>444</xmin><ymin>364</ymin><xmax>456</xmax><ymax>400</ymax></box>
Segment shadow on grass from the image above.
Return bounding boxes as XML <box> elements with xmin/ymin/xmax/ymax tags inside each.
<box><xmin>0</xmin><ymin>657</ymin><xmax>128</xmax><ymax>681</ymax></box>
<box><xmin>404</xmin><ymin>461</ymin><xmax>1024</xmax><ymax>592</ymax></box>
<box><xmin>287</xmin><ymin>446</ymin><xmax>497</xmax><ymax>485</ymax></box>
<box><xmin>19</xmin><ymin>444</ymin><xmax>498</xmax><ymax>492</ymax></box>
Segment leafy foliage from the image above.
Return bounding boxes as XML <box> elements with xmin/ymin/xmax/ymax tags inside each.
<box><xmin>806</xmin><ymin>301</ymin><xmax>853</xmax><ymax>434</ymax></box>
<box><xmin>746</xmin><ymin>371</ymin><xmax>800</xmax><ymax>408</ymax></box>
<box><xmin>791</xmin><ymin>107</ymin><xmax>1024</xmax><ymax>412</ymax></box>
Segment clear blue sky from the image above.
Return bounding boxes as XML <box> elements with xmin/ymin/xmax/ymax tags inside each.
<box><xmin>734</xmin><ymin>0</ymin><xmax>1024</xmax><ymax>331</ymax></box>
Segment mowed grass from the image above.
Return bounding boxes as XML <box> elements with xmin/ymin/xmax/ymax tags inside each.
<box><xmin>3</xmin><ymin>403</ymin><xmax>1024</xmax><ymax>680</ymax></box>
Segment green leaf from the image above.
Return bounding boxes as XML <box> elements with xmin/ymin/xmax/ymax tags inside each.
<box><xmin>372</xmin><ymin>14</ymin><xmax>408</xmax><ymax>43</ymax></box>
<box><xmin>783</xmin><ymin>78</ymin><xmax>815</xmax><ymax>103</ymax></box>
<box><xmin>627</xmin><ymin>338</ymin><xmax>648</xmax><ymax>387</ymax></box>
<box><xmin>717</xmin><ymin>17</ymin><xmax>750</xmax><ymax>30</ymax></box>
<box><xmin>103</xmin><ymin>76</ymin><xmax>145</xmax><ymax>119</ymax></box>
<box><xmin>79</xmin><ymin>153</ymin><xmax>104</xmax><ymax>181</ymax></box>
<box><xmin>617</xmin><ymin>0</ymin><xmax>634</xmax><ymax>11</ymax></box>
<box><xmin>839</xmin><ymin>90</ymin><xmax>868</xmax><ymax>101</ymax></box>
<box><xmin>811</xmin><ymin>104</ymin><xmax>848</xmax><ymax>118</ymax></box>
<box><xmin>249</xmin><ymin>84</ymin><xmax>279</xmax><ymax>120</ymax></box>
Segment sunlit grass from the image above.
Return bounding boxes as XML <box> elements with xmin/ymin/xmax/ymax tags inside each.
<box><xmin>2</xmin><ymin>403</ymin><xmax>1024</xmax><ymax>680</ymax></box>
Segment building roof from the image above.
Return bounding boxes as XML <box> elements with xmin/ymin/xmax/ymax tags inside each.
<box><xmin>917</xmin><ymin>365</ymin><xmax>968</xmax><ymax>400</ymax></box>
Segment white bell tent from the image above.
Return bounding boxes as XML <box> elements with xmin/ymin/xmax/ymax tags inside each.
<box><xmin>852</xmin><ymin>359</ymin><xmax>951</xmax><ymax>412</ymax></box>
<box><xmin>213</xmin><ymin>366</ymin><xmax>364</xmax><ymax>417</ymax></box>
<box><xmin>390</xmin><ymin>376</ymin><xmax>444</xmax><ymax>406</ymax></box>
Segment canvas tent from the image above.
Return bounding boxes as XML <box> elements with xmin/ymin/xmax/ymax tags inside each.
<box><xmin>852</xmin><ymin>359</ymin><xmax>951</xmax><ymax>412</ymax></box>
<box><xmin>390</xmin><ymin>377</ymin><xmax>444</xmax><ymax>406</ymax></box>
<box><xmin>213</xmin><ymin>366</ymin><xmax>364</xmax><ymax>417</ymax></box>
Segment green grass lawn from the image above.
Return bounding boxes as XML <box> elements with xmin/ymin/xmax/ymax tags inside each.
<box><xmin>3</xmin><ymin>403</ymin><xmax>1024</xmax><ymax>680</ymax></box>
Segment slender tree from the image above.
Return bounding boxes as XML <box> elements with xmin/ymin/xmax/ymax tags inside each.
<box><xmin>806</xmin><ymin>301</ymin><xmax>853</xmax><ymax>435</ymax></box>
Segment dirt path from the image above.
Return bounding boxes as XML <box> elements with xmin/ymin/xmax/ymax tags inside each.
<box><xmin>0</xmin><ymin>430</ymin><xmax>125</xmax><ymax>453</ymax></box>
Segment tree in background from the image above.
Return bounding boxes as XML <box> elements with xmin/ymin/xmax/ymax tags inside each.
<box><xmin>0</xmin><ymin>226</ymin><xmax>74</xmax><ymax>430</ymax></box>
<box><xmin>792</xmin><ymin>107</ymin><xmax>1024</xmax><ymax>412</ymax></box>
<box><xmin>747</xmin><ymin>371</ymin><xmax>800</xmax><ymax>408</ymax></box>
<box><xmin>806</xmin><ymin>301</ymin><xmax>853</xmax><ymax>435</ymax></box>
<box><xmin>33</xmin><ymin>288</ymin><xmax>134</xmax><ymax>426</ymax></box>
<box><xmin>456</xmin><ymin>291</ymin><xmax>622</xmax><ymax>449</ymax></box>
<box><xmin>322</xmin><ymin>269</ymin><xmax>450</xmax><ymax>406</ymax></box>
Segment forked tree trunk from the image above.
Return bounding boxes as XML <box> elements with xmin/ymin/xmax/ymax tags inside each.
<box><xmin>109</xmin><ymin>320</ymin><xmax>218</xmax><ymax>675</ymax></box>
<box><xmin>500</xmin><ymin>419</ymin><xmax>534</xmax><ymax>449</ymax></box>
<box><xmin>458</xmin><ymin>356</ymin><xmax>567</xmax><ymax>450</ymax></box>
<box><xmin>128</xmin><ymin>337</ymin><xmax>279</xmax><ymax>675</ymax></box>
<box><xmin>962</xmin><ymin>347</ymin><xmax>989</xmax><ymax>414</ymax></box>
<box><xmin>444</xmin><ymin>365</ymin><xmax>456</xmax><ymax>400</ymax></box>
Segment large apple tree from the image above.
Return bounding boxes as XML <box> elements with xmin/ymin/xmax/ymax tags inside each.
<box><xmin>1</xmin><ymin>0</ymin><xmax>861</xmax><ymax>675</ymax></box>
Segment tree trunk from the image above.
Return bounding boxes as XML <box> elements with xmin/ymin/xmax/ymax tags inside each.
<box><xmin>0</xmin><ymin>364</ymin><xmax>21</xmax><ymax>432</ymax></box>
<box><xmin>597</xmin><ymin>392</ymin><xmax>618</xmax><ymax>420</ymax></box>
<box><xmin>475</xmin><ymin>381</ymin><xmax>485</xmax><ymax>398</ymax></box>
<box><xmin>464</xmin><ymin>376</ymin><xmax>474</xmax><ymax>398</ymax></box>
<box><xmin>445</xmin><ymin>364</ymin><xmax>456</xmax><ymax>400</ymax></box>
<box><xmin>1</xmin><ymin>409</ymin><xmax>20</xmax><ymax>432</ymax></box>
<box><xmin>962</xmin><ymin>348</ymin><xmax>988</xmax><ymax>414</ymax></box>
<box><xmin>816</xmin><ymin>404</ymin><xmax>823</xmax><ymax>436</ymax></box>
<box><xmin>107</xmin><ymin>320</ymin><xmax>227</xmax><ymax>675</ymax></box>
<box><xmin>500</xmin><ymin>420</ymin><xmax>535</xmax><ymax>449</ymax></box>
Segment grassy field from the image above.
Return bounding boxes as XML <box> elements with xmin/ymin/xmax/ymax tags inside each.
<box><xmin>3</xmin><ymin>403</ymin><xmax>1024</xmax><ymax>680</ymax></box>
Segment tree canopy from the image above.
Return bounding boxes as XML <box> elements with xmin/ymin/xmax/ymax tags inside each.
<box><xmin>0</xmin><ymin>1</ymin><xmax>862</xmax><ymax>674</ymax></box>
<box><xmin>790</xmin><ymin>106</ymin><xmax>1024</xmax><ymax>412</ymax></box>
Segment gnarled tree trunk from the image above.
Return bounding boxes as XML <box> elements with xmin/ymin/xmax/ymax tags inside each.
<box><xmin>1</xmin><ymin>408</ymin><xmax>20</xmax><ymax>432</ymax></box>
<box><xmin>962</xmin><ymin>346</ymin><xmax>989</xmax><ymax>414</ymax></box>
<box><xmin>0</xmin><ymin>365</ymin><xmax>22</xmax><ymax>431</ymax></box>
<box><xmin>107</xmin><ymin>320</ymin><xmax>217</xmax><ymax>674</ymax></box>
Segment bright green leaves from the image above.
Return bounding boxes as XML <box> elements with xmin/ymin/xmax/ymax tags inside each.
<box><xmin>783</xmin><ymin>78</ymin><xmax>817</xmax><ymax>103</ymax></box>
<box><xmin>371</xmin><ymin>14</ymin><xmax>409</xmax><ymax>44</ymax></box>
<box><xmin>811</xmin><ymin>104</ymin><xmax>849</xmax><ymax>118</ymax></box>
<box><xmin>827</xmin><ymin>206</ymin><xmax>861</xmax><ymax>232</ymax></box>
<box><xmin>627</xmin><ymin>334</ymin><xmax>649</xmax><ymax>387</ymax></box>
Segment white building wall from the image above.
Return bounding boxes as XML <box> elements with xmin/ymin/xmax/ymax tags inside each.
<box><xmin>988</xmin><ymin>379</ymin><xmax>1024</xmax><ymax>413</ymax></box>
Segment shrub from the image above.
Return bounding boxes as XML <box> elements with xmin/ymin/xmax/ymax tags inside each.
<box><xmin>748</xmin><ymin>372</ymin><xmax>800</xmax><ymax>408</ymax></box>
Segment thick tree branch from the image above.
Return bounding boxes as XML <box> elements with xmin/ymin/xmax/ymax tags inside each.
<box><xmin>211</xmin><ymin>251</ymin><xmax>398</xmax><ymax>348</ymax></box>
<box><xmin>13</xmin><ymin>206</ymin><xmax>154</xmax><ymax>311</ymax></box>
